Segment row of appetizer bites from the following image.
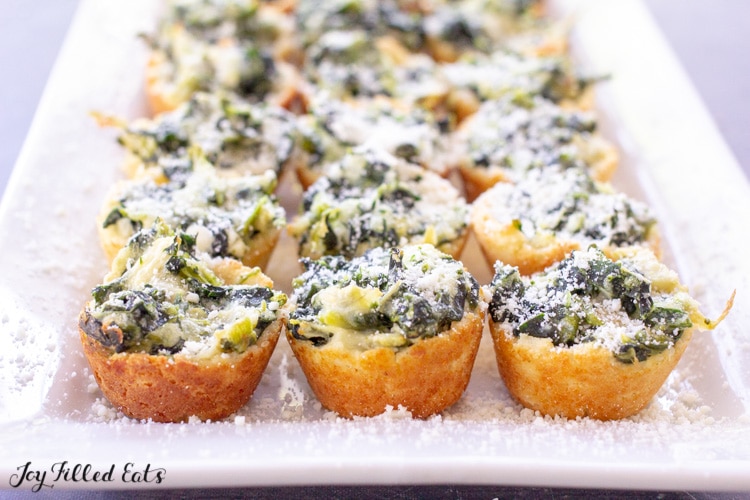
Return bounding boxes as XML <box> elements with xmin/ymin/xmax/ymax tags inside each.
<box><xmin>109</xmin><ymin>0</ymin><xmax>610</xmax><ymax>201</ymax></box>
<box><xmin>141</xmin><ymin>0</ymin><xmax>562</xmax><ymax>114</ymax></box>
<box><xmin>280</xmin><ymin>0</ymin><xmax>514</xmax><ymax>416</ymax></box>
<box><xmin>82</xmin><ymin>0</ymin><xmax>733</xmax><ymax>425</ymax></box>
<box><xmin>94</xmin><ymin>0</ymin><xmax>619</xmax><ymax>422</ymax></box>
<box><xmin>140</xmin><ymin>0</ymin><xmax>593</xmax><ymax>133</ymax></box>
<box><xmin>84</xmin><ymin>98</ymin><xmax>294</xmax><ymax>422</ymax></box>
<box><xmin>83</xmin><ymin>0</ymin><xmax>305</xmax><ymax>421</ymax></box>
<box><xmin>336</xmin><ymin>3</ymin><xmax>731</xmax><ymax>422</ymax></box>
<box><xmin>100</xmin><ymin>90</ymin><xmax>615</xmax><ymax>216</ymax></box>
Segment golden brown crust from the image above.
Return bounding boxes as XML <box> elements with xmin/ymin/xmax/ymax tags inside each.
<box><xmin>459</xmin><ymin>163</ymin><xmax>511</xmax><ymax>203</ymax></box>
<box><xmin>488</xmin><ymin>320</ymin><xmax>693</xmax><ymax>420</ymax></box>
<box><xmin>470</xmin><ymin>209</ymin><xmax>578</xmax><ymax>275</ymax></box>
<box><xmin>425</xmin><ymin>38</ymin><xmax>463</xmax><ymax>64</ymax></box>
<box><xmin>80</xmin><ymin>319</ymin><xmax>283</xmax><ymax>423</ymax></box>
<box><xmin>294</xmin><ymin>160</ymin><xmax>322</xmax><ymax>192</ymax></box>
<box><xmin>145</xmin><ymin>50</ymin><xmax>181</xmax><ymax>116</ymax></box>
<box><xmin>287</xmin><ymin>308</ymin><xmax>486</xmax><ymax>418</ymax></box>
<box><xmin>436</xmin><ymin>228</ymin><xmax>470</xmax><ymax>261</ymax></box>
<box><xmin>231</xmin><ymin>228</ymin><xmax>282</xmax><ymax>270</ymax></box>
<box><xmin>577</xmin><ymin>135</ymin><xmax>619</xmax><ymax>184</ymax></box>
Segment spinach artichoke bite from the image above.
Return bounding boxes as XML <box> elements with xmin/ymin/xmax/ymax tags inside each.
<box><xmin>441</xmin><ymin>49</ymin><xmax>598</xmax><ymax>123</ymax></box>
<box><xmin>143</xmin><ymin>0</ymin><xmax>300</xmax><ymax>114</ymax></box>
<box><xmin>287</xmin><ymin>244</ymin><xmax>486</xmax><ymax>418</ymax></box>
<box><xmin>97</xmin><ymin>153</ymin><xmax>285</xmax><ymax>268</ymax></box>
<box><xmin>471</xmin><ymin>166</ymin><xmax>660</xmax><ymax>275</ymax></box>
<box><xmin>486</xmin><ymin>245</ymin><xmax>733</xmax><ymax>420</ymax></box>
<box><xmin>102</xmin><ymin>91</ymin><xmax>302</xmax><ymax>182</ymax></box>
<box><xmin>79</xmin><ymin>222</ymin><xmax>288</xmax><ymax>422</ymax></box>
<box><xmin>288</xmin><ymin>147</ymin><xmax>469</xmax><ymax>260</ymax></box>
<box><xmin>454</xmin><ymin>94</ymin><xmax>618</xmax><ymax>200</ymax></box>
<box><xmin>294</xmin><ymin>93</ymin><xmax>453</xmax><ymax>188</ymax></box>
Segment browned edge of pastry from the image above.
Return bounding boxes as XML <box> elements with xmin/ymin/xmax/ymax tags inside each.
<box><xmin>287</xmin><ymin>308</ymin><xmax>485</xmax><ymax>419</ymax></box>
<box><xmin>488</xmin><ymin>320</ymin><xmax>693</xmax><ymax>420</ymax></box>
<box><xmin>80</xmin><ymin>318</ymin><xmax>284</xmax><ymax>423</ymax></box>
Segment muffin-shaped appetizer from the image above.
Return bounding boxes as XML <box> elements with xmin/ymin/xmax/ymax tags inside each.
<box><xmin>454</xmin><ymin>95</ymin><xmax>617</xmax><ymax>200</ymax></box>
<box><xmin>102</xmin><ymin>92</ymin><xmax>301</xmax><ymax>182</ymax></box>
<box><xmin>288</xmin><ymin>148</ymin><xmax>469</xmax><ymax>259</ymax></box>
<box><xmin>294</xmin><ymin>94</ymin><xmax>453</xmax><ymax>188</ymax></box>
<box><xmin>143</xmin><ymin>0</ymin><xmax>298</xmax><ymax>114</ymax></box>
<box><xmin>79</xmin><ymin>223</ymin><xmax>287</xmax><ymax>422</ymax></box>
<box><xmin>471</xmin><ymin>167</ymin><xmax>659</xmax><ymax>275</ymax></box>
<box><xmin>441</xmin><ymin>50</ymin><xmax>596</xmax><ymax>122</ymax></box>
<box><xmin>98</xmin><ymin>155</ymin><xmax>285</xmax><ymax>268</ymax></box>
<box><xmin>287</xmin><ymin>244</ymin><xmax>486</xmax><ymax>418</ymax></box>
<box><xmin>486</xmin><ymin>246</ymin><xmax>733</xmax><ymax>420</ymax></box>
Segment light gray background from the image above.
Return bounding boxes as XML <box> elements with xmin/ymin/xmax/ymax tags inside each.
<box><xmin>1</xmin><ymin>0</ymin><xmax>749</xmax><ymax>201</ymax></box>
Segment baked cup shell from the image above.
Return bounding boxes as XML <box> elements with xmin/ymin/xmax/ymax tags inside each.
<box><xmin>470</xmin><ymin>191</ymin><xmax>661</xmax><ymax>275</ymax></box>
<box><xmin>287</xmin><ymin>308</ymin><xmax>486</xmax><ymax>418</ymax></box>
<box><xmin>470</xmin><ymin>213</ymin><xmax>578</xmax><ymax>276</ymax></box>
<box><xmin>80</xmin><ymin>318</ymin><xmax>283</xmax><ymax>423</ymax></box>
<box><xmin>488</xmin><ymin>320</ymin><xmax>693</xmax><ymax>420</ymax></box>
<box><xmin>437</xmin><ymin>229</ymin><xmax>470</xmax><ymax>261</ymax></box>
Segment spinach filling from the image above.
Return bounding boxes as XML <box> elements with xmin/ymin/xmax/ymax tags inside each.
<box><xmin>151</xmin><ymin>0</ymin><xmax>283</xmax><ymax>102</ymax></box>
<box><xmin>304</xmin><ymin>30</ymin><xmax>394</xmax><ymax>99</ymax></box>
<box><xmin>119</xmin><ymin>93</ymin><xmax>297</xmax><ymax>177</ymax></box>
<box><xmin>488</xmin><ymin>247</ymin><xmax>693</xmax><ymax>363</ymax></box>
<box><xmin>101</xmin><ymin>159</ymin><xmax>283</xmax><ymax>261</ymax></box>
<box><xmin>466</xmin><ymin>95</ymin><xmax>598</xmax><ymax>175</ymax></box>
<box><xmin>289</xmin><ymin>246</ymin><xmax>480</xmax><ymax>349</ymax></box>
<box><xmin>82</xmin><ymin>225</ymin><xmax>286</xmax><ymax>355</ymax></box>
<box><xmin>295</xmin><ymin>150</ymin><xmax>467</xmax><ymax>259</ymax></box>
<box><xmin>298</xmin><ymin>95</ymin><xmax>446</xmax><ymax>175</ymax></box>
<box><xmin>503</xmin><ymin>167</ymin><xmax>656</xmax><ymax>247</ymax></box>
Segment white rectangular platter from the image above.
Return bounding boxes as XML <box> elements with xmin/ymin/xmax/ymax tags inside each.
<box><xmin>1</xmin><ymin>0</ymin><xmax>749</xmax><ymax>492</ymax></box>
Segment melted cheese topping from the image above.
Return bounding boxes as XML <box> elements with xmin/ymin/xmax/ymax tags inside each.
<box><xmin>150</xmin><ymin>0</ymin><xmax>287</xmax><ymax>104</ymax></box>
<box><xmin>121</xmin><ymin>92</ymin><xmax>297</xmax><ymax>178</ymax></box>
<box><xmin>488</xmin><ymin>246</ymin><xmax>699</xmax><ymax>361</ymax></box>
<box><xmin>101</xmin><ymin>158</ymin><xmax>285</xmax><ymax>261</ymax></box>
<box><xmin>297</xmin><ymin>93</ymin><xmax>452</xmax><ymax>175</ymax></box>
<box><xmin>88</xmin><ymin>227</ymin><xmax>286</xmax><ymax>358</ymax></box>
<box><xmin>478</xmin><ymin>166</ymin><xmax>656</xmax><ymax>247</ymax></box>
<box><xmin>291</xmin><ymin>147</ymin><xmax>468</xmax><ymax>258</ymax></box>
<box><xmin>289</xmin><ymin>244</ymin><xmax>478</xmax><ymax>351</ymax></box>
<box><xmin>442</xmin><ymin>50</ymin><xmax>581</xmax><ymax>103</ymax></box>
<box><xmin>456</xmin><ymin>95</ymin><xmax>597</xmax><ymax>180</ymax></box>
